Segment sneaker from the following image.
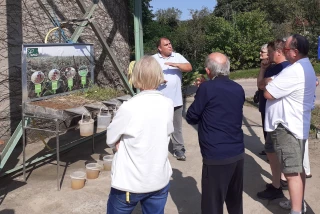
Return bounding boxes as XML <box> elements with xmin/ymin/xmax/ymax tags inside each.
<box><xmin>173</xmin><ymin>150</ymin><xmax>186</xmax><ymax>161</ymax></box>
<box><xmin>257</xmin><ymin>185</ymin><xmax>284</xmax><ymax>200</ymax></box>
<box><xmin>265</xmin><ymin>179</ymin><xmax>288</xmax><ymax>190</ymax></box>
<box><xmin>259</xmin><ymin>150</ymin><xmax>267</xmax><ymax>155</ymax></box>
<box><xmin>279</xmin><ymin>200</ymin><xmax>307</xmax><ymax>213</ymax></box>
<box><xmin>280</xmin><ymin>179</ymin><xmax>288</xmax><ymax>190</ymax></box>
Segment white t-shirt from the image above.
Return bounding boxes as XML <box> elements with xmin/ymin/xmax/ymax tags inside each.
<box><xmin>153</xmin><ymin>52</ymin><xmax>190</xmax><ymax>107</ymax></box>
<box><xmin>265</xmin><ymin>58</ymin><xmax>316</xmax><ymax>139</ymax></box>
<box><xmin>106</xmin><ymin>90</ymin><xmax>174</xmax><ymax>193</ymax></box>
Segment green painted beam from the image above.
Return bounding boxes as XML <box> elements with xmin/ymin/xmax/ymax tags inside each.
<box><xmin>70</xmin><ymin>1</ymin><xmax>98</xmax><ymax>43</ymax></box>
<box><xmin>0</xmin><ymin>119</ymin><xmax>28</xmax><ymax>172</ymax></box>
<box><xmin>133</xmin><ymin>0</ymin><xmax>143</xmax><ymax>94</ymax></box>
<box><xmin>134</xmin><ymin>0</ymin><xmax>144</xmax><ymax>60</ymax></box>
<box><xmin>75</xmin><ymin>0</ymin><xmax>135</xmax><ymax>96</ymax></box>
<box><xmin>0</xmin><ymin>131</ymin><xmax>105</xmax><ymax>177</ymax></box>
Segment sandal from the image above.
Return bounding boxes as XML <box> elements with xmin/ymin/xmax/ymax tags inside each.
<box><xmin>306</xmin><ymin>174</ymin><xmax>312</xmax><ymax>178</ymax></box>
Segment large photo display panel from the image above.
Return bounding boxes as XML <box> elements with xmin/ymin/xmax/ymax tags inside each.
<box><xmin>22</xmin><ymin>44</ymin><xmax>94</xmax><ymax>101</ymax></box>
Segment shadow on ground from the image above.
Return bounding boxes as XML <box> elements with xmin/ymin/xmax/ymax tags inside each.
<box><xmin>181</xmin><ymin>97</ymin><xmax>316</xmax><ymax>213</ymax></box>
<box><xmin>0</xmin><ymin>210</ymin><xmax>15</xmax><ymax>214</ymax></box>
<box><xmin>170</xmin><ymin>168</ymin><xmax>201</xmax><ymax>214</ymax></box>
<box><xmin>0</xmin><ymin>130</ymin><xmax>109</xmax><ymax>202</ymax></box>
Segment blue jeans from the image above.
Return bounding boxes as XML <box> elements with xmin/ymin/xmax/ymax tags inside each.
<box><xmin>107</xmin><ymin>183</ymin><xmax>170</xmax><ymax>214</ymax></box>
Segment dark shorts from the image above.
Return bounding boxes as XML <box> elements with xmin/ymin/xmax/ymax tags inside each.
<box><xmin>269</xmin><ymin>124</ymin><xmax>306</xmax><ymax>174</ymax></box>
<box><xmin>264</xmin><ymin>132</ymin><xmax>275</xmax><ymax>153</ymax></box>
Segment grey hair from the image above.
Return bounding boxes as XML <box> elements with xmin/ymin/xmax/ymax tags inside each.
<box><xmin>261</xmin><ymin>44</ymin><xmax>268</xmax><ymax>50</ymax></box>
<box><xmin>205</xmin><ymin>54</ymin><xmax>230</xmax><ymax>77</ymax></box>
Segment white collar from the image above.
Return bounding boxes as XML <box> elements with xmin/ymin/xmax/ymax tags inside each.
<box><xmin>157</xmin><ymin>52</ymin><xmax>175</xmax><ymax>59</ymax></box>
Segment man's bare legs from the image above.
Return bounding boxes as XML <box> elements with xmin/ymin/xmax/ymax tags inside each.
<box><xmin>257</xmin><ymin>151</ymin><xmax>284</xmax><ymax>200</ymax></box>
<box><xmin>285</xmin><ymin>172</ymin><xmax>305</xmax><ymax>212</ymax></box>
<box><xmin>266</xmin><ymin>152</ymin><xmax>281</xmax><ymax>188</ymax></box>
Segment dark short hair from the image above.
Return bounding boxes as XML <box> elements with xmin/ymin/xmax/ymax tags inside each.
<box><xmin>267</xmin><ymin>39</ymin><xmax>285</xmax><ymax>52</ymax></box>
<box><xmin>289</xmin><ymin>34</ymin><xmax>309</xmax><ymax>56</ymax></box>
<box><xmin>156</xmin><ymin>37</ymin><xmax>169</xmax><ymax>48</ymax></box>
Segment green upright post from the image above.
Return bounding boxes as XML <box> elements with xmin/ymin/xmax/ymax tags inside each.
<box><xmin>134</xmin><ymin>0</ymin><xmax>144</xmax><ymax>60</ymax></box>
<box><xmin>134</xmin><ymin>0</ymin><xmax>143</xmax><ymax>93</ymax></box>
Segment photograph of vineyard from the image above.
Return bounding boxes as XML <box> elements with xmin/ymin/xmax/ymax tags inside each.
<box><xmin>26</xmin><ymin>55</ymin><xmax>93</xmax><ymax>99</ymax></box>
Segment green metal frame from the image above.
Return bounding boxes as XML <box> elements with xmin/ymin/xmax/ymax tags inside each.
<box><xmin>0</xmin><ymin>119</ymin><xmax>28</xmax><ymax>172</ymax></box>
<box><xmin>1</xmin><ymin>0</ymin><xmax>144</xmax><ymax>176</ymax></box>
<box><xmin>70</xmin><ymin>2</ymin><xmax>98</xmax><ymax>43</ymax></box>
<box><xmin>75</xmin><ymin>0</ymin><xmax>135</xmax><ymax>96</ymax></box>
<box><xmin>1</xmin><ymin>131</ymin><xmax>104</xmax><ymax>177</ymax></box>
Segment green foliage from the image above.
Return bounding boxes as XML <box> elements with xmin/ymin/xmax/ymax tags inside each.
<box><xmin>204</xmin><ymin>10</ymin><xmax>273</xmax><ymax>70</ymax></box>
<box><xmin>130</xmin><ymin>0</ymin><xmax>320</xmax><ymax>88</ymax></box>
<box><xmin>74</xmin><ymin>85</ymin><xmax>124</xmax><ymax>101</ymax></box>
<box><xmin>182</xmin><ymin>71</ymin><xmax>200</xmax><ymax>88</ymax></box>
<box><xmin>229</xmin><ymin>68</ymin><xmax>259</xmax><ymax>80</ymax></box>
<box><xmin>128</xmin><ymin>0</ymin><xmax>154</xmax><ymax>56</ymax></box>
<box><xmin>313</xmin><ymin>63</ymin><xmax>320</xmax><ymax>76</ymax></box>
<box><xmin>174</xmin><ymin>8</ymin><xmax>211</xmax><ymax>71</ymax></box>
<box><xmin>154</xmin><ymin>7</ymin><xmax>182</xmax><ymax>27</ymax></box>
<box><xmin>214</xmin><ymin>0</ymin><xmax>261</xmax><ymax>20</ymax></box>
<box><xmin>310</xmin><ymin>105</ymin><xmax>320</xmax><ymax>135</ymax></box>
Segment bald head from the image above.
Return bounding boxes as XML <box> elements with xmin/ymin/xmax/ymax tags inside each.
<box><xmin>205</xmin><ymin>52</ymin><xmax>230</xmax><ymax>78</ymax></box>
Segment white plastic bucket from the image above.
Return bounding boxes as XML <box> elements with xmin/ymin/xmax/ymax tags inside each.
<box><xmin>70</xmin><ymin>171</ymin><xmax>86</xmax><ymax>190</ymax></box>
<box><xmin>85</xmin><ymin>163</ymin><xmax>102</xmax><ymax>179</ymax></box>
<box><xmin>103</xmin><ymin>155</ymin><xmax>113</xmax><ymax>171</ymax></box>
<box><xmin>112</xmin><ymin>105</ymin><xmax>119</xmax><ymax>117</ymax></box>
<box><xmin>79</xmin><ymin>113</ymin><xmax>94</xmax><ymax>136</ymax></box>
<box><xmin>97</xmin><ymin>108</ymin><xmax>111</xmax><ymax>133</ymax></box>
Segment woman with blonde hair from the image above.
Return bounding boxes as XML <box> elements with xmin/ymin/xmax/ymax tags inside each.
<box><xmin>106</xmin><ymin>55</ymin><xmax>174</xmax><ymax>214</ymax></box>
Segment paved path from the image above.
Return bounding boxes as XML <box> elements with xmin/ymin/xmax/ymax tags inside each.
<box><xmin>1</xmin><ymin>97</ymin><xmax>320</xmax><ymax>213</ymax></box>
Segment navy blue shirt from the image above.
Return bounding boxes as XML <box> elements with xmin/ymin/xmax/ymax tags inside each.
<box><xmin>186</xmin><ymin>76</ymin><xmax>245</xmax><ymax>165</ymax></box>
<box><xmin>258</xmin><ymin>61</ymin><xmax>290</xmax><ymax>113</ymax></box>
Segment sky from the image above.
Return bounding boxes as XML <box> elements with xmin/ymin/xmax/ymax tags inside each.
<box><xmin>150</xmin><ymin>0</ymin><xmax>217</xmax><ymax>20</ymax></box>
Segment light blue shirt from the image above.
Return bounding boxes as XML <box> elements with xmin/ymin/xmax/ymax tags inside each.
<box><xmin>153</xmin><ymin>52</ymin><xmax>189</xmax><ymax>107</ymax></box>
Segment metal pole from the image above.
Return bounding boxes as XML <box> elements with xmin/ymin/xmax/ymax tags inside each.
<box><xmin>22</xmin><ymin>115</ymin><xmax>26</xmax><ymax>182</ymax></box>
<box><xmin>55</xmin><ymin>119</ymin><xmax>60</xmax><ymax>190</ymax></box>
<box><xmin>134</xmin><ymin>0</ymin><xmax>143</xmax><ymax>93</ymax></box>
<box><xmin>134</xmin><ymin>0</ymin><xmax>144</xmax><ymax>60</ymax></box>
<box><xmin>59</xmin><ymin>25</ymin><xmax>62</xmax><ymax>43</ymax></box>
<box><xmin>92</xmin><ymin>113</ymin><xmax>94</xmax><ymax>153</ymax></box>
<box><xmin>92</xmin><ymin>133</ymin><xmax>95</xmax><ymax>154</ymax></box>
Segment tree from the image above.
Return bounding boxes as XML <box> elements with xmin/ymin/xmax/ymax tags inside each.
<box><xmin>143</xmin><ymin>7</ymin><xmax>182</xmax><ymax>54</ymax></box>
<box><xmin>175</xmin><ymin>8</ymin><xmax>212</xmax><ymax>87</ymax></box>
<box><xmin>213</xmin><ymin>0</ymin><xmax>260</xmax><ymax>20</ymax></box>
<box><xmin>205</xmin><ymin>10</ymin><xmax>273</xmax><ymax>70</ymax></box>
<box><xmin>175</xmin><ymin>8</ymin><xmax>211</xmax><ymax>70</ymax></box>
<box><xmin>154</xmin><ymin>7</ymin><xmax>182</xmax><ymax>28</ymax></box>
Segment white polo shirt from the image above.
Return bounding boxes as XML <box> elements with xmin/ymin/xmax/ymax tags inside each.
<box><xmin>265</xmin><ymin>58</ymin><xmax>316</xmax><ymax>139</ymax></box>
<box><xmin>153</xmin><ymin>52</ymin><xmax>190</xmax><ymax>107</ymax></box>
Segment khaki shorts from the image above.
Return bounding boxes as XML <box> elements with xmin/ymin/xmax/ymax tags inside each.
<box><xmin>269</xmin><ymin>124</ymin><xmax>306</xmax><ymax>174</ymax></box>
